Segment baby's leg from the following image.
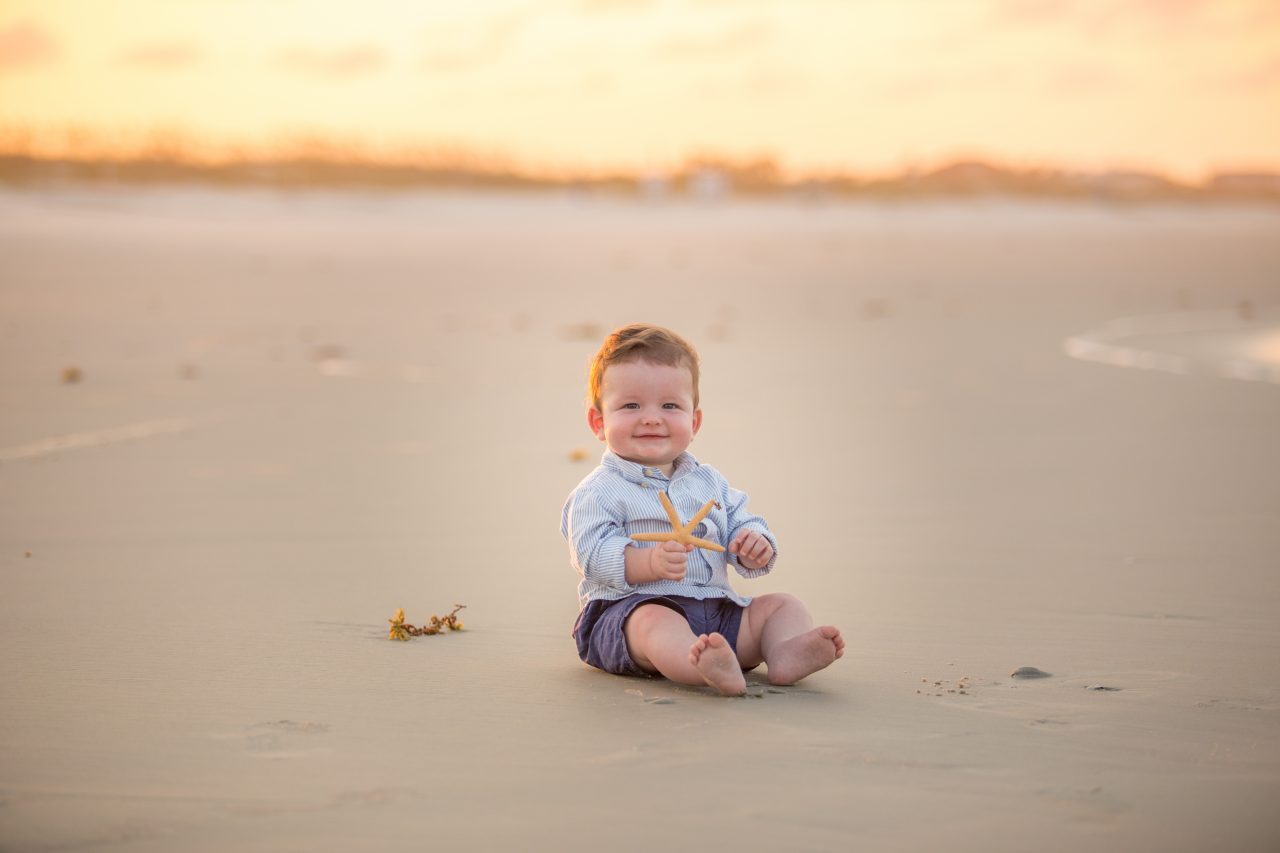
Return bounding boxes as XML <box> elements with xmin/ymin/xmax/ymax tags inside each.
<box><xmin>624</xmin><ymin>604</ymin><xmax>746</xmax><ymax>696</ymax></box>
<box><xmin>737</xmin><ymin>593</ymin><xmax>844</xmax><ymax>685</ymax></box>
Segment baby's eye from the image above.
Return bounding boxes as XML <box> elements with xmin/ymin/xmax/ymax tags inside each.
<box><xmin>622</xmin><ymin>403</ymin><xmax>640</xmax><ymax>409</ymax></box>
<box><xmin>662</xmin><ymin>403</ymin><xmax>680</xmax><ymax>409</ymax></box>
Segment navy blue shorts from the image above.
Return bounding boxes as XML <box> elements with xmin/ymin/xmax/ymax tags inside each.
<box><xmin>573</xmin><ymin>594</ymin><xmax>746</xmax><ymax>677</ymax></box>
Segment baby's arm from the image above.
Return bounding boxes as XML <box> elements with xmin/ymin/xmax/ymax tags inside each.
<box><xmin>729</xmin><ymin>530</ymin><xmax>774</xmax><ymax>570</ymax></box>
<box><xmin>625</xmin><ymin>540</ymin><xmax>693</xmax><ymax>584</ymax></box>
<box><xmin>719</xmin><ymin>476</ymin><xmax>779</xmax><ymax>577</ymax></box>
<box><xmin>563</xmin><ymin>488</ymin><xmax>635</xmax><ymax>593</ymax></box>
<box><xmin>564</xmin><ymin>486</ymin><xmax>692</xmax><ymax>590</ymax></box>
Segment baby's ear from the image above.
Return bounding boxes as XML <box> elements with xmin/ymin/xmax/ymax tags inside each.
<box><xmin>692</xmin><ymin>408</ymin><xmax>703</xmax><ymax>435</ymax></box>
<box><xmin>587</xmin><ymin>408</ymin><xmax>606</xmax><ymax>440</ymax></box>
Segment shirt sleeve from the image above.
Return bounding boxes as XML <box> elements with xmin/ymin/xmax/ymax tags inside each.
<box><xmin>561</xmin><ymin>484</ymin><xmax>637</xmax><ymax>594</ymax></box>
<box><xmin>719</xmin><ymin>477</ymin><xmax>778</xmax><ymax>579</ymax></box>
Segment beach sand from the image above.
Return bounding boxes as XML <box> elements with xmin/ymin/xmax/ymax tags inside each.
<box><xmin>2</xmin><ymin>188</ymin><xmax>1279</xmax><ymax>852</ymax></box>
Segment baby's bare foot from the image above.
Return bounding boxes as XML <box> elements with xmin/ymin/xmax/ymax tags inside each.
<box><xmin>688</xmin><ymin>633</ymin><xmax>746</xmax><ymax>696</ymax></box>
<box><xmin>766</xmin><ymin>626</ymin><xmax>844</xmax><ymax>686</ymax></box>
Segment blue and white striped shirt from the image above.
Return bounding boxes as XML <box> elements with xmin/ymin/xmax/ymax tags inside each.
<box><xmin>561</xmin><ymin>450</ymin><xmax>777</xmax><ymax>608</ymax></box>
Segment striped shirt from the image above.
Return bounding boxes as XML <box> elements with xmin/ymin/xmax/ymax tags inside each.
<box><xmin>561</xmin><ymin>450</ymin><xmax>777</xmax><ymax>608</ymax></box>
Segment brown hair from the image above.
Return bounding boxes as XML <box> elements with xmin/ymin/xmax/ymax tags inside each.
<box><xmin>587</xmin><ymin>323</ymin><xmax>700</xmax><ymax>411</ymax></box>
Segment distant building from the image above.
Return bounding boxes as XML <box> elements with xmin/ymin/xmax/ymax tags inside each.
<box><xmin>1210</xmin><ymin>173</ymin><xmax>1280</xmax><ymax>197</ymax></box>
<box><xmin>1081</xmin><ymin>170</ymin><xmax>1187</xmax><ymax>202</ymax></box>
<box><xmin>688</xmin><ymin>167</ymin><xmax>728</xmax><ymax>200</ymax></box>
<box><xmin>639</xmin><ymin>171</ymin><xmax>670</xmax><ymax>201</ymax></box>
<box><xmin>918</xmin><ymin>160</ymin><xmax>1009</xmax><ymax>193</ymax></box>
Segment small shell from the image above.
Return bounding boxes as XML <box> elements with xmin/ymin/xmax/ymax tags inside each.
<box><xmin>1010</xmin><ymin>666</ymin><xmax>1052</xmax><ymax>679</ymax></box>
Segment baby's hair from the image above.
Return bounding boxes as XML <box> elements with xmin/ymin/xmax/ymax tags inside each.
<box><xmin>588</xmin><ymin>323</ymin><xmax>701</xmax><ymax>411</ymax></box>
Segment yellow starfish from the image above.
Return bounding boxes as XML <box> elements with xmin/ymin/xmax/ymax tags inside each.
<box><xmin>630</xmin><ymin>492</ymin><xmax>726</xmax><ymax>553</ymax></box>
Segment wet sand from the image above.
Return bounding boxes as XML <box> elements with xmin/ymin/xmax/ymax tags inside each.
<box><xmin>1</xmin><ymin>188</ymin><xmax>1279</xmax><ymax>852</ymax></box>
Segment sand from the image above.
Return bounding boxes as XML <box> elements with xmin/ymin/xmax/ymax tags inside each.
<box><xmin>1</xmin><ymin>187</ymin><xmax>1279</xmax><ymax>852</ymax></box>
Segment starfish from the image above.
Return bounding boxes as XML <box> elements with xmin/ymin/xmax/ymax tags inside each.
<box><xmin>630</xmin><ymin>491</ymin><xmax>726</xmax><ymax>553</ymax></box>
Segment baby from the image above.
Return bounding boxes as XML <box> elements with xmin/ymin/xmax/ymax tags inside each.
<box><xmin>561</xmin><ymin>323</ymin><xmax>843</xmax><ymax>696</ymax></box>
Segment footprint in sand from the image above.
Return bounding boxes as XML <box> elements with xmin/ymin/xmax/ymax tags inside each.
<box><xmin>625</xmin><ymin>688</ymin><xmax>677</xmax><ymax>705</ymax></box>
<box><xmin>1035</xmin><ymin>786</ymin><xmax>1130</xmax><ymax>820</ymax></box>
<box><xmin>239</xmin><ymin>720</ymin><xmax>331</xmax><ymax>759</ymax></box>
<box><xmin>625</xmin><ymin>684</ymin><xmax>789</xmax><ymax>703</ymax></box>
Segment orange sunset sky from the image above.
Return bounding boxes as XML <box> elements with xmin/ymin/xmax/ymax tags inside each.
<box><xmin>1</xmin><ymin>0</ymin><xmax>1277</xmax><ymax>179</ymax></box>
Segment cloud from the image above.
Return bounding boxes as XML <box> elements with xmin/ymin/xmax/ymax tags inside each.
<box><xmin>878</xmin><ymin>65</ymin><xmax>1021</xmax><ymax>100</ymax></box>
<box><xmin>991</xmin><ymin>0</ymin><xmax>1271</xmax><ymax>37</ymax></box>
<box><xmin>118</xmin><ymin>42</ymin><xmax>201</xmax><ymax>69</ymax></box>
<box><xmin>275</xmin><ymin>45</ymin><xmax>386</xmax><ymax>78</ymax></box>
<box><xmin>0</xmin><ymin>20</ymin><xmax>58</xmax><ymax>71</ymax></box>
<box><xmin>655</xmin><ymin>20</ymin><xmax>775</xmax><ymax>59</ymax></box>
<box><xmin>1044</xmin><ymin>63</ymin><xmax>1121</xmax><ymax>95</ymax></box>
<box><xmin>690</xmin><ymin>0</ymin><xmax>816</xmax><ymax>6</ymax></box>
<box><xmin>573</xmin><ymin>0</ymin><xmax>655</xmax><ymax>11</ymax></box>
<box><xmin>421</xmin><ymin>12</ymin><xmax>529</xmax><ymax>73</ymax></box>
<box><xmin>690</xmin><ymin>61</ymin><xmax>805</xmax><ymax>99</ymax></box>
<box><xmin>1098</xmin><ymin>0</ymin><xmax>1214</xmax><ymax>35</ymax></box>
<box><xmin>579</xmin><ymin>69</ymin><xmax>616</xmax><ymax>94</ymax></box>
<box><xmin>1216</xmin><ymin>57</ymin><xmax>1280</xmax><ymax>91</ymax></box>
<box><xmin>993</xmin><ymin>0</ymin><xmax>1076</xmax><ymax>26</ymax></box>
<box><xmin>880</xmin><ymin>60</ymin><xmax>1120</xmax><ymax>101</ymax></box>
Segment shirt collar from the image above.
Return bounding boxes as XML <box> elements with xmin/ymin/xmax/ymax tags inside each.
<box><xmin>601</xmin><ymin>449</ymin><xmax>698</xmax><ymax>484</ymax></box>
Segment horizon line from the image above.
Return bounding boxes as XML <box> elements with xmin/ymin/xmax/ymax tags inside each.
<box><xmin>3</xmin><ymin>149</ymin><xmax>1279</xmax><ymax>203</ymax></box>
<box><xmin>2</xmin><ymin>124</ymin><xmax>1278</xmax><ymax>185</ymax></box>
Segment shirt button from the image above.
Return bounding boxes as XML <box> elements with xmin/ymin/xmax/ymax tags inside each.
<box><xmin>640</xmin><ymin>482</ymin><xmax>650</xmax><ymax>488</ymax></box>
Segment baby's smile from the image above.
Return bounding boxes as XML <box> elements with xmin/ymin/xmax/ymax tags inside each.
<box><xmin>589</xmin><ymin>359</ymin><xmax>703</xmax><ymax>476</ymax></box>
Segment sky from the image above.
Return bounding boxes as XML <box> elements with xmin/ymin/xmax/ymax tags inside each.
<box><xmin>0</xmin><ymin>0</ymin><xmax>1277</xmax><ymax>178</ymax></box>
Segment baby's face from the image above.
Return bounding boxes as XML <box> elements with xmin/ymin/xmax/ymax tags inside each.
<box><xmin>588</xmin><ymin>359</ymin><xmax>701</xmax><ymax>474</ymax></box>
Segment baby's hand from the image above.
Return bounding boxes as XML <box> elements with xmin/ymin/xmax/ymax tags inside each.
<box><xmin>648</xmin><ymin>540</ymin><xmax>693</xmax><ymax>582</ymax></box>
<box><xmin>730</xmin><ymin>530</ymin><xmax>774</xmax><ymax>570</ymax></box>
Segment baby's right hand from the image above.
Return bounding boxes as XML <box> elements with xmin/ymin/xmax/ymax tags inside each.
<box><xmin>648</xmin><ymin>540</ymin><xmax>692</xmax><ymax>582</ymax></box>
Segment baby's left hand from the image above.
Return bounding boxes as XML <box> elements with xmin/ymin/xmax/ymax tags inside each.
<box><xmin>729</xmin><ymin>530</ymin><xmax>774</xmax><ymax>570</ymax></box>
